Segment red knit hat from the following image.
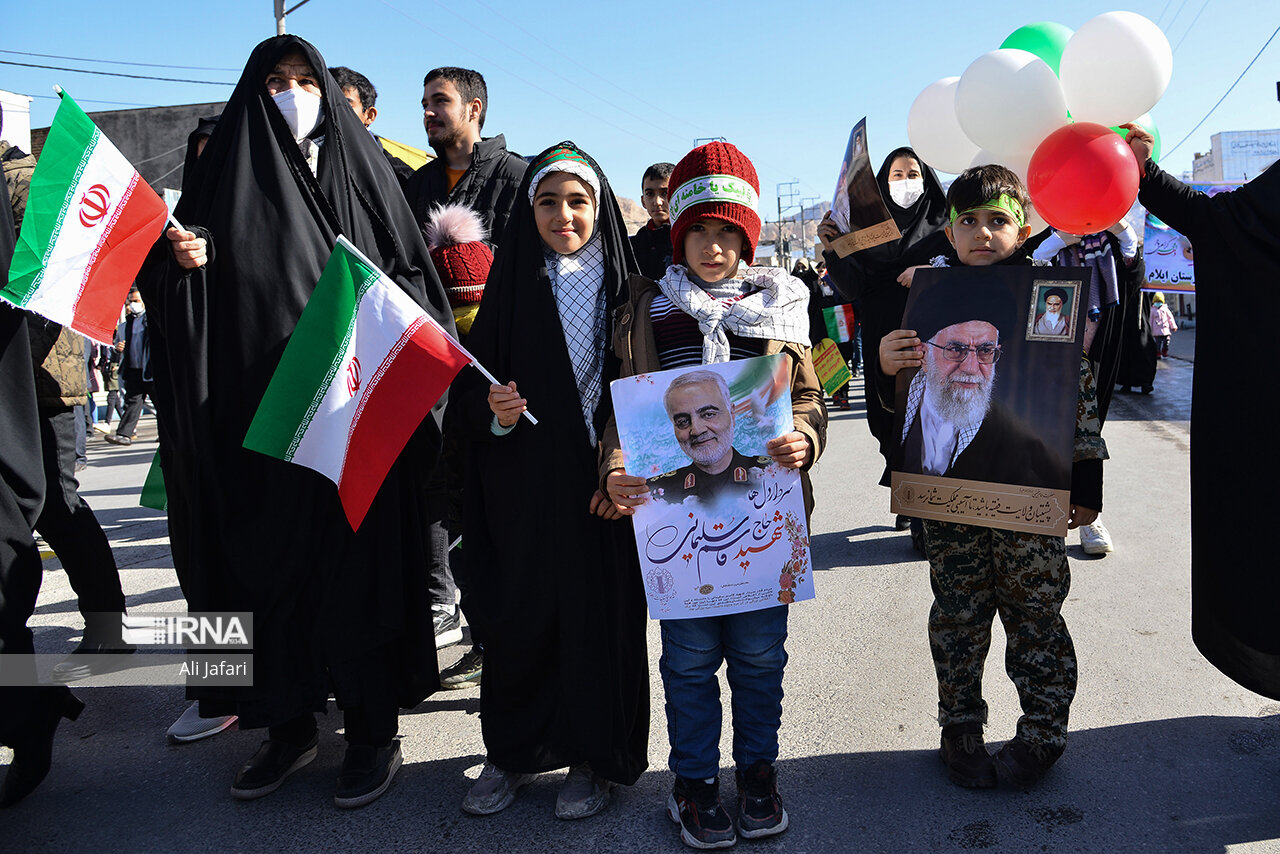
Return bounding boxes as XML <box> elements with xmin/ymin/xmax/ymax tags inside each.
<box><xmin>667</xmin><ymin>141</ymin><xmax>761</xmax><ymax>267</ymax></box>
<box><xmin>424</xmin><ymin>204</ymin><xmax>493</xmax><ymax>307</ymax></box>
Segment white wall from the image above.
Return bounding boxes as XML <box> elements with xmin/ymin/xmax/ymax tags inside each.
<box><xmin>0</xmin><ymin>88</ymin><xmax>34</xmax><ymax>151</ymax></box>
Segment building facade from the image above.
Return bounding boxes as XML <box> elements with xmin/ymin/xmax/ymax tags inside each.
<box><xmin>1191</xmin><ymin>129</ymin><xmax>1280</xmax><ymax>182</ymax></box>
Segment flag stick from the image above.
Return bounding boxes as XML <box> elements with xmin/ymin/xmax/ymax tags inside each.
<box><xmin>333</xmin><ymin>235</ymin><xmax>538</xmax><ymax>426</ymax></box>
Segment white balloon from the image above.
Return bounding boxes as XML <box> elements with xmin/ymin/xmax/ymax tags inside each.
<box><xmin>1060</xmin><ymin>11</ymin><xmax>1172</xmax><ymax>126</ymax></box>
<box><xmin>907</xmin><ymin>77</ymin><xmax>981</xmax><ymax>175</ymax></box>
<box><xmin>955</xmin><ymin>50</ymin><xmax>1069</xmax><ymax>155</ymax></box>
<box><xmin>968</xmin><ymin>148</ymin><xmax>1033</xmax><ymax>183</ymax></box>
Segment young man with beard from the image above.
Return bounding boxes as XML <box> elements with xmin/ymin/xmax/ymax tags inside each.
<box><xmin>402</xmin><ymin>67</ymin><xmax>527</xmax><ymax>681</ymax></box>
<box><xmin>879</xmin><ymin>165</ymin><xmax>1106</xmax><ymax>791</ymax></box>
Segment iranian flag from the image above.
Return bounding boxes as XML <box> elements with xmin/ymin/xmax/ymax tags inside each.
<box><xmin>2</xmin><ymin>89</ymin><xmax>168</xmax><ymax>344</ymax></box>
<box><xmin>822</xmin><ymin>303</ymin><xmax>856</xmax><ymax>343</ymax></box>
<box><xmin>243</xmin><ymin>236</ymin><xmax>473</xmax><ymax>531</ymax></box>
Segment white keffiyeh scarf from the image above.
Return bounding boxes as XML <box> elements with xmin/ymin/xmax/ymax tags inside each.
<box><xmin>655</xmin><ymin>264</ymin><xmax>809</xmax><ymax>364</ymax></box>
<box><xmin>546</xmin><ymin>237</ymin><xmax>607</xmax><ymax>446</ymax></box>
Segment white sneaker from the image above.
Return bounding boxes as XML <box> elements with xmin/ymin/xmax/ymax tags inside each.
<box><xmin>1079</xmin><ymin>520</ymin><xmax>1114</xmax><ymax>555</ymax></box>
<box><xmin>167</xmin><ymin>700</ymin><xmax>238</xmax><ymax>743</ymax></box>
<box><xmin>461</xmin><ymin>760</ymin><xmax>537</xmax><ymax>815</ymax></box>
<box><xmin>555</xmin><ymin>764</ymin><xmax>613</xmax><ymax>820</ymax></box>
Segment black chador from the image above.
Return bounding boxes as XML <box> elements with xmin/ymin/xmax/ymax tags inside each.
<box><xmin>456</xmin><ymin>142</ymin><xmax>649</xmax><ymax>784</ymax></box>
<box><xmin>138</xmin><ymin>35</ymin><xmax>454</xmax><ymax>733</ymax></box>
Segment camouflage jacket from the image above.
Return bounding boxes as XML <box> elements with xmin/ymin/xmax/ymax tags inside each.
<box><xmin>0</xmin><ymin>139</ymin><xmax>36</xmax><ymax>233</ymax></box>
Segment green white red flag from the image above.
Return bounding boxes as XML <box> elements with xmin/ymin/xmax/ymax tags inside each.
<box><xmin>2</xmin><ymin>89</ymin><xmax>168</xmax><ymax>344</ymax></box>
<box><xmin>243</xmin><ymin>236</ymin><xmax>473</xmax><ymax>531</ymax></box>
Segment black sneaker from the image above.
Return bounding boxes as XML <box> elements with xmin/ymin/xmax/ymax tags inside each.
<box><xmin>440</xmin><ymin>646</ymin><xmax>482</xmax><ymax>689</ymax></box>
<box><xmin>433</xmin><ymin>605</ymin><xmax>462</xmax><ymax>649</ymax></box>
<box><xmin>667</xmin><ymin>775</ymin><xmax>736</xmax><ymax>849</ymax></box>
<box><xmin>230</xmin><ymin>733</ymin><xmax>319</xmax><ymax>800</ymax></box>
<box><xmin>735</xmin><ymin>761</ymin><xmax>788</xmax><ymax>839</ymax></box>
<box><xmin>992</xmin><ymin>737</ymin><xmax>1063</xmax><ymax>789</ymax></box>
<box><xmin>940</xmin><ymin>723</ymin><xmax>997</xmax><ymax>789</ymax></box>
<box><xmin>334</xmin><ymin>740</ymin><xmax>403</xmax><ymax>808</ymax></box>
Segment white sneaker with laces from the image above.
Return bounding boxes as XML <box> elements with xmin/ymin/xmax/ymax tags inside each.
<box><xmin>1080</xmin><ymin>520</ymin><xmax>1114</xmax><ymax>555</ymax></box>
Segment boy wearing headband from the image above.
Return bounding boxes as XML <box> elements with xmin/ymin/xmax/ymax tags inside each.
<box><xmin>602</xmin><ymin>142</ymin><xmax>827</xmax><ymax>848</ymax></box>
<box><xmin>878</xmin><ymin>165</ymin><xmax>1106</xmax><ymax>790</ymax></box>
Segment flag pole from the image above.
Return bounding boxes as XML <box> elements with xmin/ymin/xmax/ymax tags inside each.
<box><xmin>333</xmin><ymin>235</ymin><xmax>538</xmax><ymax>426</ymax></box>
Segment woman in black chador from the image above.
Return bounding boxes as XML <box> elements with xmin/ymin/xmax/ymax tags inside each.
<box><xmin>454</xmin><ymin>142</ymin><xmax>648</xmax><ymax>820</ymax></box>
<box><xmin>139</xmin><ymin>35</ymin><xmax>453</xmax><ymax>808</ymax></box>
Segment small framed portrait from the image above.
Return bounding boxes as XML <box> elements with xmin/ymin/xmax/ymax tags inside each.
<box><xmin>1026</xmin><ymin>280</ymin><xmax>1080</xmax><ymax>342</ymax></box>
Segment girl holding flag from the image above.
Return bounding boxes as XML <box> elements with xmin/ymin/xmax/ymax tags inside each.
<box><xmin>456</xmin><ymin>143</ymin><xmax>649</xmax><ymax>819</ymax></box>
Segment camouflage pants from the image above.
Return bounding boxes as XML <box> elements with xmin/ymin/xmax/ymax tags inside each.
<box><xmin>924</xmin><ymin>520</ymin><xmax>1077</xmax><ymax>748</ymax></box>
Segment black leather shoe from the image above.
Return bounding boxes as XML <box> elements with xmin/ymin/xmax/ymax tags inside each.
<box><xmin>334</xmin><ymin>740</ymin><xmax>403</xmax><ymax>808</ymax></box>
<box><xmin>940</xmin><ymin>723</ymin><xmax>997</xmax><ymax>789</ymax></box>
<box><xmin>51</xmin><ymin>639</ymin><xmax>136</xmax><ymax>683</ymax></box>
<box><xmin>230</xmin><ymin>733</ymin><xmax>319</xmax><ymax>800</ymax></box>
<box><xmin>0</xmin><ymin>689</ymin><xmax>84</xmax><ymax>807</ymax></box>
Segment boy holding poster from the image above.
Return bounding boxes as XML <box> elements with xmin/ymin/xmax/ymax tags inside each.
<box><xmin>878</xmin><ymin>165</ymin><xmax>1106</xmax><ymax>790</ymax></box>
<box><xmin>602</xmin><ymin>142</ymin><xmax>825</xmax><ymax>849</ymax></box>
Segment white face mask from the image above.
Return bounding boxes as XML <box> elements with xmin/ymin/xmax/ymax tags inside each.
<box><xmin>888</xmin><ymin>177</ymin><xmax>925</xmax><ymax>208</ymax></box>
<box><xmin>271</xmin><ymin>88</ymin><xmax>324</xmax><ymax>141</ymax></box>
<box><xmin>127</xmin><ymin>301</ymin><xmax>144</xmax><ymax>315</ymax></box>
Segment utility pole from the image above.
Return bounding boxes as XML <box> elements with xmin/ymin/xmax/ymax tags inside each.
<box><xmin>274</xmin><ymin>0</ymin><xmax>313</xmax><ymax>35</ymax></box>
<box><xmin>798</xmin><ymin>196</ymin><xmax>820</xmax><ymax>260</ymax></box>
<box><xmin>776</xmin><ymin>180</ymin><xmax>799</xmax><ymax>265</ymax></box>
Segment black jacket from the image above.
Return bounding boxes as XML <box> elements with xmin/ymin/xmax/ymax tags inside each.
<box><xmin>630</xmin><ymin>222</ymin><xmax>671</xmax><ymax>280</ymax></box>
<box><xmin>403</xmin><ymin>134</ymin><xmax>527</xmax><ymax>247</ymax></box>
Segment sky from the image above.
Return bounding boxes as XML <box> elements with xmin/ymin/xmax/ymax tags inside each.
<box><xmin>5</xmin><ymin>0</ymin><xmax>1278</xmax><ymax>218</ymax></box>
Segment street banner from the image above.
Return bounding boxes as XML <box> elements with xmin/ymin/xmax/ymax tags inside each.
<box><xmin>3</xmin><ymin>90</ymin><xmax>168</xmax><ymax>344</ymax></box>
<box><xmin>826</xmin><ymin>117</ymin><xmax>900</xmax><ymax>257</ymax></box>
<box><xmin>1140</xmin><ymin>181</ymin><xmax>1239</xmax><ymax>293</ymax></box>
<box><xmin>243</xmin><ymin>236</ymin><xmax>472</xmax><ymax>531</ymax></box>
<box><xmin>611</xmin><ymin>354</ymin><xmax>815</xmax><ymax>620</ymax></box>
<box><xmin>822</xmin><ymin>303</ymin><xmax>856</xmax><ymax>342</ymax></box>
<box><xmin>812</xmin><ymin>338</ymin><xmax>852</xmax><ymax>396</ymax></box>
<box><xmin>889</xmin><ymin>266</ymin><xmax>1091</xmax><ymax>536</ymax></box>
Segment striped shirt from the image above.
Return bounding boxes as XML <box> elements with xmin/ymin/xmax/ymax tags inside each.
<box><xmin>651</xmin><ymin>293</ymin><xmax>765</xmax><ymax>369</ymax></box>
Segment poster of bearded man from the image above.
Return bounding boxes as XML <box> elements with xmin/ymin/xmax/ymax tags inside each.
<box><xmin>889</xmin><ymin>266</ymin><xmax>1089</xmax><ymax>536</ymax></box>
<box><xmin>610</xmin><ymin>355</ymin><xmax>815</xmax><ymax>620</ymax></box>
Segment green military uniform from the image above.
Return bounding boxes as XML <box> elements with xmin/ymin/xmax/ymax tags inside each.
<box><xmin>925</xmin><ymin>355</ymin><xmax>1106</xmax><ymax>750</ymax></box>
<box><xmin>647</xmin><ymin>448</ymin><xmax>769</xmax><ymax>506</ymax></box>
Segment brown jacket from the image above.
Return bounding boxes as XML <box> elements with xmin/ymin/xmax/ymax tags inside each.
<box><xmin>1</xmin><ymin>140</ymin><xmax>89</xmax><ymax>409</ymax></box>
<box><xmin>599</xmin><ymin>273</ymin><xmax>828</xmax><ymax>510</ymax></box>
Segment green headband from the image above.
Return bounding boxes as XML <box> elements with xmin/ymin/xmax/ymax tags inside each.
<box><xmin>949</xmin><ymin>193</ymin><xmax>1026</xmax><ymax>228</ymax></box>
<box><xmin>529</xmin><ymin>147</ymin><xmax>590</xmax><ymax>177</ymax></box>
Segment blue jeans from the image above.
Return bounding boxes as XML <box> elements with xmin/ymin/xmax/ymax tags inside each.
<box><xmin>659</xmin><ymin>605</ymin><xmax>788</xmax><ymax>779</ymax></box>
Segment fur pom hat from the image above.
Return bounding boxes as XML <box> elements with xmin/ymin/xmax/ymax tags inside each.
<box><xmin>424</xmin><ymin>204</ymin><xmax>493</xmax><ymax>308</ymax></box>
<box><xmin>667</xmin><ymin>141</ymin><xmax>761</xmax><ymax>267</ymax></box>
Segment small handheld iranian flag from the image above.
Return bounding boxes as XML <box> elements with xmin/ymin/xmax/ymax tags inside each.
<box><xmin>244</xmin><ymin>237</ymin><xmax>474</xmax><ymax>531</ymax></box>
<box><xmin>822</xmin><ymin>303</ymin><xmax>856</xmax><ymax>343</ymax></box>
<box><xmin>3</xmin><ymin>89</ymin><xmax>168</xmax><ymax>344</ymax></box>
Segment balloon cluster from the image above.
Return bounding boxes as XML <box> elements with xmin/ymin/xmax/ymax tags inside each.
<box><xmin>907</xmin><ymin>12</ymin><xmax>1171</xmax><ymax>235</ymax></box>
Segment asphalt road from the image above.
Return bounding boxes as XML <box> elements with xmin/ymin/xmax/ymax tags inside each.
<box><xmin>8</xmin><ymin>326</ymin><xmax>1280</xmax><ymax>853</ymax></box>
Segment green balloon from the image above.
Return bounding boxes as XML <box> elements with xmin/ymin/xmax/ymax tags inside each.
<box><xmin>1000</xmin><ymin>21</ymin><xmax>1074</xmax><ymax>76</ymax></box>
<box><xmin>1112</xmin><ymin>113</ymin><xmax>1162</xmax><ymax>163</ymax></box>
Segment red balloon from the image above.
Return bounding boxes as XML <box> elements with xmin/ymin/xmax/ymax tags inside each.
<box><xmin>1027</xmin><ymin>122</ymin><xmax>1140</xmax><ymax>235</ymax></box>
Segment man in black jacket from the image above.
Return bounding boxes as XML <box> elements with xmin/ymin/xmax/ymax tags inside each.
<box><xmin>403</xmin><ymin>67</ymin><xmax>527</xmax><ymax>247</ymax></box>
<box><xmin>402</xmin><ymin>67</ymin><xmax>526</xmax><ymax>681</ymax></box>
